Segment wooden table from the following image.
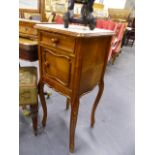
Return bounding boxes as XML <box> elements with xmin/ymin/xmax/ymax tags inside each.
<box><xmin>19</xmin><ymin>18</ymin><xmax>40</xmax><ymax>61</ymax></box>
<box><xmin>35</xmin><ymin>24</ymin><xmax>114</xmax><ymax>153</ymax></box>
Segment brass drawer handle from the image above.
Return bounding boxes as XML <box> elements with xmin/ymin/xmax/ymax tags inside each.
<box><xmin>51</xmin><ymin>38</ymin><xmax>59</xmax><ymax>43</ymax></box>
<box><xmin>45</xmin><ymin>61</ymin><xmax>50</xmax><ymax>67</ymax></box>
<box><xmin>51</xmin><ymin>38</ymin><xmax>59</xmax><ymax>47</ymax></box>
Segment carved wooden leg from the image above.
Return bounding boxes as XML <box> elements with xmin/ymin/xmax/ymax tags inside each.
<box><xmin>38</xmin><ymin>81</ymin><xmax>47</xmax><ymax>127</ymax></box>
<box><xmin>69</xmin><ymin>97</ymin><xmax>80</xmax><ymax>153</ymax></box>
<box><xmin>66</xmin><ymin>98</ymin><xmax>70</xmax><ymax>110</ymax></box>
<box><xmin>91</xmin><ymin>81</ymin><xmax>104</xmax><ymax>127</ymax></box>
<box><xmin>30</xmin><ymin>104</ymin><xmax>38</xmax><ymax>135</ymax></box>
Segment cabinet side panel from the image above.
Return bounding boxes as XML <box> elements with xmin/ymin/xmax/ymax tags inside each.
<box><xmin>79</xmin><ymin>36</ymin><xmax>111</xmax><ymax>95</ymax></box>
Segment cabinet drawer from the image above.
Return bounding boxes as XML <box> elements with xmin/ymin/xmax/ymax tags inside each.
<box><xmin>41</xmin><ymin>47</ymin><xmax>72</xmax><ymax>88</ymax></box>
<box><xmin>19</xmin><ymin>26</ymin><xmax>38</xmax><ymax>36</ymax></box>
<box><xmin>40</xmin><ymin>32</ymin><xmax>75</xmax><ymax>53</ymax></box>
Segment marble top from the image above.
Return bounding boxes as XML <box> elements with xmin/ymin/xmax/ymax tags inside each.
<box><xmin>35</xmin><ymin>24</ymin><xmax>115</xmax><ymax>37</ymax></box>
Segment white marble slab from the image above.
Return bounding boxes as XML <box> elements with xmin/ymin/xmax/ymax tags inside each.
<box><xmin>36</xmin><ymin>24</ymin><xmax>114</xmax><ymax>35</ymax></box>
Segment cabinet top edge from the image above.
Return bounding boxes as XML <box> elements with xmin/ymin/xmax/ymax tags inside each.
<box><xmin>34</xmin><ymin>24</ymin><xmax>115</xmax><ymax>37</ymax></box>
<box><xmin>19</xmin><ymin>18</ymin><xmax>41</xmax><ymax>24</ymax></box>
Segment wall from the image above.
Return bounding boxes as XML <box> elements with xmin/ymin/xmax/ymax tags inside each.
<box><xmin>125</xmin><ymin>0</ymin><xmax>135</xmax><ymax>17</ymax></box>
<box><xmin>103</xmin><ymin>0</ymin><xmax>126</xmax><ymax>9</ymax></box>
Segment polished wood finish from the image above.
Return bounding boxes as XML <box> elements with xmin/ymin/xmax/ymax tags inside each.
<box><xmin>35</xmin><ymin>24</ymin><xmax>114</xmax><ymax>152</ymax></box>
<box><xmin>19</xmin><ymin>18</ymin><xmax>41</xmax><ymax>39</ymax></box>
<box><xmin>40</xmin><ymin>0</ymin><xmax>47</xmax><ymax>22</ymax></box>
<box><xmin>19</xmin><ymin>38</ymin><xmax>38</xmax><ymax>61</ymax></box>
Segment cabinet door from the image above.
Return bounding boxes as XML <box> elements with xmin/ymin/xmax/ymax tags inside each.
<box><xmin>42</xmin><ymin>47</ymin><xmax>72</xmax><ymax>88</ymax></box>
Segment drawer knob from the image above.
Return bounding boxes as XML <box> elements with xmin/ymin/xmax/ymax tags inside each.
<box><xmin>51</xmin><ymin>38</ymin><xmax>59</xmax><ymax>43</ymax></box>
<box><xmin>45</xmin><ymin>61</ymin><xmax>50</xmax><ymax>67</ymax></box>
<box><xmin>51</xmin><ymin>38</ymin><xmax>59</xmax><ymax>47</ymax></box>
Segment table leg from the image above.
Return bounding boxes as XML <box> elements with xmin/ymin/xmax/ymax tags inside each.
<box><xmin>38</xmin><ymin>81</ymin><xmax>47</xmax><ymax>127</ymax></box>
<box><xmin>91</xmin><ymin>81</ymin><xmax>104</xmax><ymax>127</ymax></box>
<box><xmin>66</xmin><ymin>98</ymin><xmax>70</xmax><ymax>110</ymax></box>
<box><xmin>69</xmin><ymin>97</ymin><xmax>80</xmax><ymax>153</ymax></box>
<box><xmin>30</xmin><ymin>104</ymin><xmax>38</xmax><ymax>135</ymax></box>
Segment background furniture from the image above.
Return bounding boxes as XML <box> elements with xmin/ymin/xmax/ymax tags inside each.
<box><xmin>19</xmin><ymin>37</ymin><xmax>38</xmax><ymax>61</ymax></box>
<box><xmin>19</xmin><ymin>19</ymin><xmax>51</xmax><ymax>125</ymax></box>
<box><xmin>19</xmin><ymin>67</ymin><xmax>38</xmax><ymax>135</ymax></box>
<box><xmin>124</xmin><ymin>17</ymin><xmax>135</xmax><ymax>46</ymax></box>
<box><xmin>108</xmin><ymin>8</ymin><xmax>131</xmax><ymax>23</ymax></box>
<box><xmin>35</xmin><ymin>24</ymin><xmax>114</xmax><ymax>152</ymax></box>
<box><xmin>110</xmin><ymin>22</ymin><xmax>126</xmax><ymax>64</ymax></box>
<box><xmin>44</xmin><ymin>0</ymin><xmax>105</xmax><ymax>20</ymax></box>
<box><xmin>96</xmin><ymin>19</ymin><xmax>126</xmax><ymax>64</ymax></box>
<box><xmin>19</xmin><ymin>18</ymin><xmax>40</xmax><ymax>40</ymax></box>
<box><xmin>19</xmin><ymin>0</ymin><xmax>47</xmax><ymax>21</ymax></box>
<box><xmin>19</xmin><ymin>19</ymin><xmax>39</xmax><ymax>124</ymax></box>
<box><xmin>19</xmin><ymin>21</ymin><xmax>51</xmax><ymax>81</ymax></box>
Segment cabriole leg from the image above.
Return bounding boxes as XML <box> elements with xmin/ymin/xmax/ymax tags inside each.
<box><xmin>38</xmin><ymin>81</ymin><xmax>47</xmax><ymax>127</ymax></box>
<box><xmin>91</xmin><ymin>81</ymin><xmax>104</xmax><ymax>127</ymax></box>
<box><xmin>69</xmin><ymin>97</ymin><xmax>80</xmax><ymax>153</ymax></box>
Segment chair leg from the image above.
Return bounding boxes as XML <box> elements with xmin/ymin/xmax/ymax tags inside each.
<box><xmin>30</xmin><ymin>104</ymin><xmax>38</xmax><ymax>135</ymax></box>
<box><xmin>38</xmin><ymin>81</ymin><xmax>47</xmax><ymax>127</ymax></box>
<box><xmin>131</xmin><ymin>39</ymin><xmax>135</xmax><ymax>46</ymax></box>
<box><xmin>112</xmin><ymin>52</ymin><xmax>120</xmax><ymax>65</ymax></box>
<box><xmin>112</xmin><ymin>55</ymin><xmax>117</xmax><ymax>65</ymax></box>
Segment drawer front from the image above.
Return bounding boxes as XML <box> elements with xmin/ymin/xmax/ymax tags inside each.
<box><xmin>41</xmin><ymin>47</ymin><xmax>72</xmax><ymax>88</ymax></box>
<box><xmin>19</xmin><ymin>26</ymin><xmax>38</xmax><ymax>36</ymax></box>
<box><xmin>40</xmin><ymin>32</ymin><xmax>75</xmax><ymax>53</ymax></box>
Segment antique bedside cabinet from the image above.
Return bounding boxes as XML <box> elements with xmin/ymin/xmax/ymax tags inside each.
<box><xmin>35</xmin><ymin>24</ymin><xmax>114</xmax><ymax>153</ymax></box>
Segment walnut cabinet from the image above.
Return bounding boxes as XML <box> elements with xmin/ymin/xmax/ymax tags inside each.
<box><xmin>35</xmin><ymin>24</ymin><xmax>114</xmax><ymax>153</ymax></box>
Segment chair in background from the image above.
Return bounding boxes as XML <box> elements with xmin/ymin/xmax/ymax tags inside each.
<box><xmin>108</xmin><ymin>8</ymin><xmax>131</xmax><ymax>48</ymax></box>
<box><xmin>96</xmin><ymin>19</ymin><xmax>117</xmax><ymax>30</ymax></box>
<box><xmin>53</xmin><ymin>14</ymin><xmax>64</xmax><ymax>24</ymax></box>
<box><xmin>96</xmin><ymin>19</ymin><xmax>126</xmax><ymax>64</ymax></box>
<box><xmin>110</xmin><ymin>22</ymin><xmax>126</xmax><ymax>64</ymax></box>
<box><xmin>19</xmin><ymin>67</ymin><xmax>38</xmax><ymax>135</ymax></box>
<box><xmin>124</xmin><ymin>17</ymin><xmax>135</xmax><ymax>46</ymax></box>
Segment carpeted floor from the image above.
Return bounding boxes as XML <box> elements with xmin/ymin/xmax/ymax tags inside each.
<box><xmin>19</xmin><ymin>45</ymin><xmax>135</xmax><ymax>155</ymax></box>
